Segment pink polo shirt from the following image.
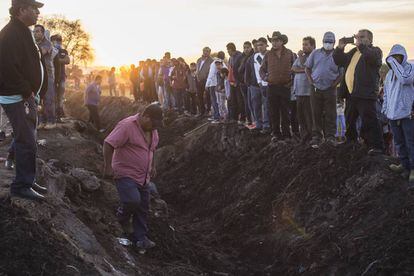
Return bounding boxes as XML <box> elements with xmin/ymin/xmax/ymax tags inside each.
<box><xmin>104</xmin><ymin>114</ymin><xmax>159</xmax><ymax>186</ymax></box>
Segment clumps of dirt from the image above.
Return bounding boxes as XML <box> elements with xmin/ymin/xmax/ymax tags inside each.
<box><xmin>157</xmin><ymin>122</ymin><xmax>414</xmax><ymax>275</ymax></box>
<box><xmin>0</xmin><ymin>200</ymin><xmax>97</xmax><ymax>276</ymax></box>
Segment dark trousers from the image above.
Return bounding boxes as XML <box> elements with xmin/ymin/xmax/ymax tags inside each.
<box><xmin>228</xmin><ymin>85</ymin><xmax>244</xmax><ymax>121</ymax></box>
<box><xmin>268</xmin><ymin>85</ymin><xmax>291</xmax><ymax>138</ymax></box>
<box><xmin>185</xmin><ymin>91</ymin><xmax>197</xmax><ymax>114</ymax></box>
<box><xmin>390</xmin><ymin>119</ymin><xmax>414</xmax><ymax>170</ymax></box>
<box><xmin>1</xmin><ymin>98</ymin><xmax>37</xmax><ymax>191</ymax></box>
<box><xmin>310</xmin><ymin>88</ymin><xmax>337</xmax><ymax>140</ymax></box>
<box><xmin>197</xmin><ymin>80</ymin><xmax>209</xmax><ymax>115</ymax></box>
<box><xmin>296</xmin><ymin>96</ymin><xmax>313</xmax><ymax>141</ymax></box>
<box><xmin>86</xmin><ymin>105</ymin><xmax>101</xmax><ymax>130</ymax></box>
<box><xmin>290</xmin><ymin>100</ymin><xmax>299</xmax><ymax>134</ymax></box>
<box><xmin>55</xmin><ymin>80</ymin><xmax>65</xmax><ymax>119</ymax></box>
<box><xmin>174</xmin><ymin>89</ymin><xmax>185</xmax><ymax>114</ymax></box>
<box><xmin>115</xmin><ymin>178</ymin><xmax>150</xmax><ymax>242</ymax></box>
<box><xmin>240</xmin><ymin>84</ymin><xmax>250</xmax><ymax>123</ymax></box>
<box><xmin>345</xmin><ymin>97</ymin><xmax>384</xmax><ymax>150</ymax></box>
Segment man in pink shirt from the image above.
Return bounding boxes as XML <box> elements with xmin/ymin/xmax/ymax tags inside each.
<box><xmin>103</xmin><ymin>103</ymin><xmax>163</xmax><ymax>250</ymax></box>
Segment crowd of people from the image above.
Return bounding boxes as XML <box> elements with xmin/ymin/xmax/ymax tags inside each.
<box><xmin>1</xmin><ymin>0</ymin><xmax>414</xmax><ymax>252</ymax></box>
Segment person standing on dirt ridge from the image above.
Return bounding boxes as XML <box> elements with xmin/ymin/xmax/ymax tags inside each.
<box><xmin>103</xmin><ymin>103</ymin><xmax>164</xmax><ymax>250</ymax></box>
<box><xmin>34</xmin><ymin>24</ymin><xmax>57</xmax><ymax>130</ymax></box>
<box><xmin>260</xmin><ymin>31</ymin><xmax>295</xmax><ymax>142</ymax></box>
<box><xmin>305</xmin><ymin>31</ymin><xmax>342</xmax><ymax>148</ymax></box>
<box><xmin>333</xmin><ymin>29</ymin><xmax>385</xmax><ymax>155</ymax></box>
<box><xmin>196</xmin><ymin>47</ymin><xmax>214</xmax><ymax>117</ymax></box>
<box><xmin>382</xmin><ymin>44</ymin><xmax>414</xmax><ymax>189</ymax></box>
<box><xmin>292</xmin><ymin>36</ymin><xmax>316</xmax><ymax>144</ymax></box>
<box><xmin>0</xmin><ymin>0</ymin><xmax>48</xmax><ymax>201</ymax></box>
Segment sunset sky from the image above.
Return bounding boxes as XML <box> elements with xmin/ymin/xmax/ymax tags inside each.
<box><xmin>1</xmin><ymin>0</ymin><xmax>413</xmax><ymax>66</ymax></box>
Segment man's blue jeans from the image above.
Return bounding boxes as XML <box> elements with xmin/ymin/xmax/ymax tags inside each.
<box><xmin>250</xmin><ymin>85</ymin><xmax>270</xmax><ymax>129</ymax></box>
<box><xmin>261</xmin><ymin>85</ymin><xmax>270</xmax><ymax>129</ymax></box>
<box><xmin>209</xmin><ymin>86</ymin><xmax>220</xmax><ymax>120</ymax></box>
<box><xmin>56</xmin><ymin>80</ymin><xmax>65</xmax><ymax>119</ymax></box>
<box><xmin>174</xmin><ymin>89</ymin><xmax>185</xmax><ymax>114</ymax></box>
<box><xmin>115</xmin><ymin>177</ymin><xmax>150</xmax><ymax>243</ymax></box>
<box><xmin>1</xmin><ymin>97</ymin><xmax>37</xmax><ymax>191</ymax></box>
<box><xmin>390</xmin><ymin>118</ymin><xmax>414</xmax><ymax>170</ymax></box>
<box><xmin>41</xmin><ymin>78</ymin><xmax>56</xmax><ymax>124</ymax></box>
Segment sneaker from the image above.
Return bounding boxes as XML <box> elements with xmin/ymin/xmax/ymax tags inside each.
<box><xmin>237</xmin><ymin>121</ymin><xmax>244</xmax><ymax>126</ymax></box>
<box><xmin>37</xmin><ymin>122</ymin><xmax>46</xmax><ymax>130</ymax></box>
<box><xmin>207</xmin><ymin>117</ymin><xmax>215</xmax><ymax>122</ymax></box>
<box><xmin>211</xmin><ymin>120</ymin><xmax>220</xmax><ymax>124</ymax></box>
<box><xmin>368</xmin><ymin>148</ymin><xmax>383</xmax><ymax>156</ymax></box>
<box><xmin>5</xmin><ymin>159</ymin><xmax>14</xmax><ymax>170</ymax></box>
<box><xmin>98</xmin><ymin>129</ymin><xmax>106</xmax><ymax>133</ymax></box>
<box><xmin>325</xmin><ymin>137</ymin><xmax>337</xmax><ymax>147</ymax></box>
<box><xmin>136</xmin><ymin>238</ymin><xmax>156</xmax><ymax>250</ymax></box>
<box><xmin>390</xmin><ymin>164</ymin><xmax>405</xmax><ymax>174</ymax></box>
<box><xmin>310</xmin><ymin>138</ymin><xmax>321</xmax><ymax>149</ymax></box>
<box><xmin>44</xmin><ymin>123</ymin><xmax>57</xmax><ymax>130</ymax></box>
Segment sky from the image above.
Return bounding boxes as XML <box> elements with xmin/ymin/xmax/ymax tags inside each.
<box><xmin>1</xmin><ymin>0</ymin><xmax>414</xmax><ymax>67</ymax></box>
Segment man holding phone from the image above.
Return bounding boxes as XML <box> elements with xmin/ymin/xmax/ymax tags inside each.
<box><xmin>333</xmin><ymin>29</ymin><xmax>384</xmax><ymax>155</ymax></box>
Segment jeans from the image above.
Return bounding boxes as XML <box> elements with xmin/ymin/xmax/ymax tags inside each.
<box><xmin>240</xmin><ymin>84</ymin><xmax>251</xmax><ymax>123</ymax></box>
<box><xmin>345</xmin><ymin>97</ymin><xmax>384</xmax><ymax>150</ymax></box>
<box><xmin>261</xmin><ymin>86</ymin><xmax>270</xmax><ymax>129</ymax></box>
<box><xmin>390</xmin><ymin>118</ymin><xmax>414</xmax><ymax>170</ymax></box>
<box><xmin>290</xmin><ymin>100</ymin><xmax>299</xmax><ymax>135</ymax></box>
<box><xmin>56</xmin><ymin>80</ymin><xmax>66</xmax><ymax>119</ymax></box>
<box><xmin>310</xmin><ymin>87</ymin><xmax>337</xmax><ymax>140</ymax></box>
<box><xmin>41</xmin><ymin>78</ymin><xmax>56</xmax><ymax>124</ymax></box>
<box><xmin>216</xmin><ymin>92</ymin><xmax>228</xmax><ymax>119</ymax></box>
<box><xmin>163</xmin><ymin>84</ymin><xmax>175</xmax><ymax>109</ymax></box>
<box><xmin>209</xmin><ymin>86</ymin><xmax>220</xmax><ymax>120</ymax></box>
<box><xmin>185</xmin><ymin>91</ymin><xmax>197</xmax><ymax>114</ymax></box>
<box><xmin>296</xmin><ymin>96</ymin><xmax>313</xmax><ymax>141</ymax></box>
<box><xmin>174</xmin><ymin>89</ymin><xmax>185</xmax><ymax>114</ymax></box>
<box><xmin>250</xmin><ymin>86</ymin><xmax>263</xmax><ymax>129</ymax></box>
<box><xmin>268</xmin><ymin>85</ymin><xmax>291</xmax><ymax>138</ymax></box>
<box><xmin>115</xmin><ymin>178</ymin><xmax>150</xmax><ymax>242</ymax></box>
<box><xmin>109</xmin><ymin>84</ymin><xmax>118</xmax><ymax>97</ymax></box>
<box><xmin>1</xmin><ymin>97</ymin><xmax>37</xmax><ymax>191</ymax></box>
<box><xmin>86</xmin><ymin>105</ymin><xmax>101</xmax><ymax>130</ymax></box>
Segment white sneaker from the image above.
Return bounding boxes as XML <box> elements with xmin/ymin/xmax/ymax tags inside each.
<box><xmin>37</xmin><ymin>123</ymin><xmax>46</xmax><ymax>130</ymax></box>
<box><xmin>44</xmin><ymin>123</ymin><xmax>57</xmax><ymax>130</ymax></box>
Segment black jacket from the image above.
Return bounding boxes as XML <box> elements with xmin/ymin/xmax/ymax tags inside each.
<box><xmin>238</xmin><ymin>49</ymin><xmax>254</xmax><ymax>85</ymax></box>
<box><xmin>333</xmin><ymin>44</ymin><xmax>382</xmax><ymax>100</ymax></box>
<box><xmin>0</xmin><ymin>18</ymin><xmax>47</xmax><ymax>99</ymax></box>
<box><xmin>244</xmin><ymin>54</ymin><xmax>259</xmax><ymax>87</ymax></box>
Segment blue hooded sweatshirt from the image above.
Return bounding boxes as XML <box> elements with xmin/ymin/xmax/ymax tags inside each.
<box><xmin>382</xmin><ymin>44</ymin><xmax>414</xmax><ymax>120</ymax></box>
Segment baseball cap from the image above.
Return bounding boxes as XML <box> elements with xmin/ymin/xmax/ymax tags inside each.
<box><xmin>323</xmin><ymin>32</ymin><xmax>336</xmax><ymax>43</ymax></box>
<box><xmin>143</xmin><ymin>104</ymin><xmax>164</xmax><ymax>129</ymax></box>
<box><xmin>12</xmin><ymin>0</ymin><xmax>44</xmax><ymax>8</ymax></box>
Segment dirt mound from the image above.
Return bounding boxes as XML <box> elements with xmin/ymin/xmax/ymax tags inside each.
<box><xmin>157</xmin><ymin>123</ymin><xmax>414</xmax><ymax>275</ymax></box>
<box><xmin>0</xmin><ymin>200</ymin><xmax>97</xmax><ymax>276</ymax></box>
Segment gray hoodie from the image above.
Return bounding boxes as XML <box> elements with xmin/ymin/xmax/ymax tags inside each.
<box><xmin>382</xmin><ymin>44</ymin><xmax>414</xmax><ymax>120</ymax></box>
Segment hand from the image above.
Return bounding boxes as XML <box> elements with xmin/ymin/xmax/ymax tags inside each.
<box><xmin>298</xmin><ymin>50</ymin><xmax>304</xmax><ymax>57</ymax></box>
<box><xmin>338</xmin><ymin>38</ymin><xmax>347</xmax><ymax>50</ymax></box>
<box><xmin>102</xmin><ymin>164</ymin><xmax>113</xmax><ymax>179</ymax></box>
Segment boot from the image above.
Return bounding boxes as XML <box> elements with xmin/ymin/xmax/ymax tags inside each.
<box><xmin>11</xmin><ymin>188</ymin><xmax>45</xmax><ymax>201</ymax></box>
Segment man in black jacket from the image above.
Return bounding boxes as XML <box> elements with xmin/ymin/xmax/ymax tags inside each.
<box><xmin>0</xmin><ymin>0</ymin><xmax>48</xmax><ymax>201</ymax></box>
<box><xmin>238</xmin><ymin>41</ymin><xmax>254</xmax><ymax>125</ymax></box>
<box><xmin>333</xmin><ymin>29</ymin><xmax>384</xmax><ymax>154</ymax></box>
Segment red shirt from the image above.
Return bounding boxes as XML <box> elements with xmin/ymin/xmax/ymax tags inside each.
<box><xmin>105</xmin><ymin>114</ymin><xmax>159</xmax><ymax>186</ymax></box>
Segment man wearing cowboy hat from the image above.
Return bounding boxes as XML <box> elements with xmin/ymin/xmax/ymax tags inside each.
<box><xmin>0</xmin><ymin>0</ymin><xmax>48</xmax><ymax>201</ymax></box>
<box><xmin>260</xmin><ymin>31</ymin><xmax>295</xmax><ymax>142</ymax></box>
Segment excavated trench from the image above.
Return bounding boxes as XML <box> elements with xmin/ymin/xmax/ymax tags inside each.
<box><xmin>1</xmin><ymin>93</ymin><xmax>414</xmax><ymax>276</ymax></box>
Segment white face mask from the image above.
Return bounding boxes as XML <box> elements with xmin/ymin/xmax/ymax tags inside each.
<box><xmin>323</xmin><ymin>43</ymin><xmax>334</xmax><ymax>51</ymax></box>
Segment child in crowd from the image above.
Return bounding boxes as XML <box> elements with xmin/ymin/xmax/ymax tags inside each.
<box><xmin>186</xmin><ymin>63</ymin><xmax>198</xmax><ymax>115</ymax></box>
<box><xmin>336</xmin><ymin>99</ymin><xmax>346</xmax><ymax>143</ymax></box>
<box><xmin>215</xmin><ymin>60</ymin><xmax>229</xmax><ymax>122</ymax></box>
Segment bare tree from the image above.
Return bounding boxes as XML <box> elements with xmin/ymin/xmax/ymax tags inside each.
<box><xmin>39</xmin><ymin>15</ymin><xmax>94</xmax><ymax>66</ymax></box>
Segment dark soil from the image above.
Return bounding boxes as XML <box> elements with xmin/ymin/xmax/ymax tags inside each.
<box><xmin>0</xmin><ymin>200</ymin><xmax>97</xmax><ymax>276</ymax></box>
<box><xmin>1</xmin><ymin>93</ymin><xmax>413</xmax><ymax>276</ymax></box>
